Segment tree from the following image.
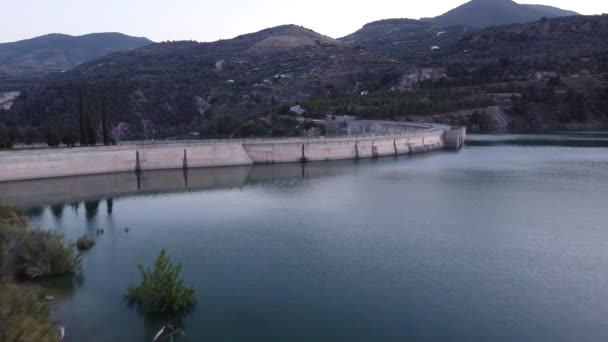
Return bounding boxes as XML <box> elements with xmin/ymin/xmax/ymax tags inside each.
<box><xmin>79</xmin><ymin>90</ymin><xmax>88</xmax><ymax>146</ymax></box>
<box><xmin>275</xmin><ymin>103</ymin><xmax>291</xmax><ymax>115</ymax></box>
<box><xmin>61</xmin><ymin>131</ymin><xmax>78</xmax><ymax>147</ymax></box>
<box><xmin>45</xmin><ymin>131</ymin><xmax>61</xmax><ymax>147</ymax></box>
<box><xmin>101</xmin><ymin>100</ymin><xmax>110</xmax><ymax>146</ymax></box>
<box><xmin>126</xmin><ymin>249</ymin><xmax>196</xmax><ymax>316</ymax></box>
<box><xmin>85</xmin><ymin>112</ymin><xmax>96</xmax><ymax>146</ymax></box>
<box><xmin>20</xmin><ymin>127</ymin><xmax>38</xmax><ymax>146</ymax></box>
<box><xmin>0</xmin><ymin>127</ymin><xmax>17</xmax><ymax>149</ymax></box>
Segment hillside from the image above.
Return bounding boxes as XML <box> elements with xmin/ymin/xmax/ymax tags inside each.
<box><xmin>0</xmin><ymin>32</ymin><xmax>152</xmax><ymax>80</ymax></box>
<box><xmin>336</xmin><ymin>15</ymin><xmax>608</xmax><ymax>131</ymax></box>
<box><xmin>340</xmin><ymin>19</ymin><xmax>466</xmax><ymax>60</ymax></box>
<box><xmin>340</xmin><ymin>0</ymin><xmax>578</xmax><ymax>60</ymax></box>
<box><xmin>2</xmin><ymin>25</ymin><xmax>401</xmax><ymax>139</ymax></box>
<box><xmin>2</xmin><ymin>15</ymin><xmax>608</xmax><ymax>141</ymax></box>
<box><xmin>432</xmin><ymin>0</ymin><xmax>578</xmax><ymax>28</ymax></box>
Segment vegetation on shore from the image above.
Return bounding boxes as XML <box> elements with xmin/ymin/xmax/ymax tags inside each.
<box><xmin>1</xmin><ymin>203</ymin><xmax>198</xmax><ymax>340</ymax></box>
<box><xmin>0</xmin><ymin>280</ymin><xmax>61</xmax><ymax>342</ymax></box>
<box><xmin>126</xmin><ymin>249</ymin><xmax>196</xmax><ymax>316</ymax></box>
<box><xmin>0</xmin><ymin>204</ymin><xmax>81</xmax><ymax>341</ymax></box>
<box><xmin>0</xmin><ymin>222</ymin><xmax>81</xmax><ymax>280</ymax></box>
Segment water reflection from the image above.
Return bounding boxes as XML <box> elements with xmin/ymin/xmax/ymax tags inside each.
<box><xmin>468</xmin><ymin>131</ymin><xmax>608</xmax><ymax>147</ymax></box>
<box><xmin>70</xmin><ymin>202</ymin><xmax>80</xmax><ymax>214</ymax></box>
<box><xmin>84</xmin><ymin>200</ymin><xmax>100</xmax><ymax>222</ymax></box>
<box><xmin>24</xmin><ymin>206</ymin><xmax>44</xmax><ymax>220</ymax></box>
<box><xmin>107</xmin><ymin>199</ymin><xmax>114</xmax><ymax>215</ymax></box>
<box><xmin>0</xmin><ymin>160</ymin><xmax>368</xmax><ymax>208</ymax></box>
<box><xmin>50</xmin><ymin>203</ymin><xmax>65</xmax><ymax>221</ymax></box>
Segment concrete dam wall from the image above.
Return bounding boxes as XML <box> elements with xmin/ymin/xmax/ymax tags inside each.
<box><xmin>0</xmin><ymin>124</ymin><xmax>465</xmax><ymax>182</ymax></box>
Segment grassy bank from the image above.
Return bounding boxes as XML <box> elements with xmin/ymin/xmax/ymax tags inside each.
<box><xmin>0</xmin><ymin>205</ymin><xmax>81</xmax><ymax>341</ymax></box>
<box><xmin>0</xmin><ymin>280</ymin><xmax>61</xmax><ymax>342</ymax></box>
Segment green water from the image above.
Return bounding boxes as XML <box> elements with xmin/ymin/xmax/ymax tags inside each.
<box><xmin>3</xmin><ymin>132</ymin><xmax>608</xmax><ymax>342</ymax></box>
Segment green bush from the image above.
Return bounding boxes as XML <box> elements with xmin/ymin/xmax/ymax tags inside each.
<box><xmin>0</xmin><ymin>280</ymin><xmax>60</xmax><ymax>342</ymax></box>
<box><xmin>76</xmin><ymin>235</ymin><xmax>95</xmax><ymax>252</ymax></box>
<box><xmin>0</xmin><ymin>222</ymin><xmax>82</xmax><ymax>279</ymax></box>
<box><xmin>126</xmin><ymin>249</ymin><xmax>196</xmax><ymax>316</ymax></box>
<box><xmin>14</xmin><ymin>229</ymin><xmax>82</xmax><ymax>279</ymax></box>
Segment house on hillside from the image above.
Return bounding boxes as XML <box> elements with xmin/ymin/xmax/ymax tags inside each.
<box><xmin>290</xmin><ymin>105</ymin><xmax>306</xmax><ymax>116</ymax></box>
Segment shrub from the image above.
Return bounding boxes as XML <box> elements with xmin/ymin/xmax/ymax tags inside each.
<box><xmin>76</xmin><ymin>235</ymin><xmax>95</xmax><ymax>252</ymax></box>
<box><xmin>13</xmin><ymin>229</ymin><xmax>82</xmax><ymax>279</ymax></box>
<box><xmin>0</xmin><ymin>221</ymin><xmax>82</xmax><ymax>279</ymax></box>
<box><xmin>0</xmin><ymin>205</ymin><xmax>27</xmax><ymax>227</ymax></box>
<box><xmin>275</xmin><ymin>103</ymin><xmax>291</xmax><ymax>115</ymax></box>
<box><xmin>0</xmin><ymin>280</ymin><xmax>60</xmax><ymax>342</ymax></box>
<box><xmin>126</xmin><ymin>249</ymin><xmax>196</xmax><ymax>316</ymax></box>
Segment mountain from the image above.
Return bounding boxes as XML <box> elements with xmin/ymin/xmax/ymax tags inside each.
<box><xmin>431</xmin><ymin>0</ymin><xmax>578</xmax><ymax>28</ymax></box>
<box><xmin>3</xmin><ymin>14</ymin><xmax>608</xmax><ymax>140</ymax></box>
<box><xmin>341</xmin><ymin>0</ymin><xmax>579</xmax><ymax>59</ymax></box>
<box><xmin>0</xmin><ymin>33</ymin><xmax>152</xmax><ymax>79</ymax></box>
<box><xmin>3</xmin><ymin>25</ymin><xmax>401</xmax><ymax>138</ymax></box>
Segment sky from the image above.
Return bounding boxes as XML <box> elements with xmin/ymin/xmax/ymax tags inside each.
<box><xmin>1</xmin><ymin>0</ymin><xmax>606</xmax><ymax>43</ymax></box>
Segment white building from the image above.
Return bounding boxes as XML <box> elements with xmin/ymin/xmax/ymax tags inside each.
<box><xmin>290</xmin><ymin>105</ymin><xmax>306</xmax><ymax>116</ymax></box>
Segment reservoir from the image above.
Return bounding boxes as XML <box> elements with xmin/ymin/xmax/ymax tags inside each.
<box><xmin>2</xmin><ymin>132</ymin><xmax>608</xmax><ymax>342</ymax></box>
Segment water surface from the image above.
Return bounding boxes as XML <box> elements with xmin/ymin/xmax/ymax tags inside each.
<box><xmin>2</xmin><ymin>133</ymin><xmax>608</xmax><ymax>342</ymax></box>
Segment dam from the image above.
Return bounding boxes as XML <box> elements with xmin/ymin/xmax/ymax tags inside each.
<box><xmin>0</xmin><ymin>122</ymin><xmax>465</xmax><ymax>182</ymax></box>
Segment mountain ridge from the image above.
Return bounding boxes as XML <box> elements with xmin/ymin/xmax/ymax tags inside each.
<box><xmin>431</xmin><ymin>0</ymin><xmax>578</xmax><ymax>28</ymax></box>
<box><xmin>0</xmin><ymin>32</ymin><xmax>152</xmax><ymax>80</ymax></box>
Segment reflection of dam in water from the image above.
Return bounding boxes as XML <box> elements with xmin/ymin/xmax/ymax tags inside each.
<box><xmin>0</xmin><ymin>159</ymin><xmax>382</xmax><ymax>208</ymax></box>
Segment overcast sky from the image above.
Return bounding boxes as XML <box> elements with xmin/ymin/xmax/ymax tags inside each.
<box><xmin>2</xmin><ymin>0</ymin><xmax>606</xmax><ymax>43</ymax></box>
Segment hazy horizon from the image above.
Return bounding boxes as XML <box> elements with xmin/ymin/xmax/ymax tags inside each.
<box><xmin>2</xmin><ymin>0</ymin><xmax>606</xmax><ymax>44</ymax></box>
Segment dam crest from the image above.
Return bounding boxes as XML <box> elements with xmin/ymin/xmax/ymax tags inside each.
<box><xmin>0</xmin><ymin>122</ymin><xmax>465</xmax><ymax>182</ymax></box>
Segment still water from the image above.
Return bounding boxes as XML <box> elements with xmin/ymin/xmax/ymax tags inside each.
<box><xmin>3</xmin><ymin>132</ymin><xmax>608</xmax><ymax>342</ymax></box>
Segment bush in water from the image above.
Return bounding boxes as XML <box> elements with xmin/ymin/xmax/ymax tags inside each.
<box><xmin>126</xmin><ymin>249</ymin><xmax>196</xmax><ymax>316</ymax></box>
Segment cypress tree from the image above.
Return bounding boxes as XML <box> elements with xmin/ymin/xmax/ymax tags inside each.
<box><xmin>102</xmin><ymin>101</ymin><xmax>110</xmax><ymax>146</ymax></box>
<box><xmin>79</xmin><ymin>90</ymin><xmax>88</xmax><ymax>146</ymax></box>
<box><xmin>85</xmin><ymin>112</ymin><xmax>96</xmax><ymax>146</ymax></box>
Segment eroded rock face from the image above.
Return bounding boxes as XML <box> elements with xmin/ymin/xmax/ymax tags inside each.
<box><xmin>194</xmin><ymin>96</ymin><xmax>211</xmax><ymax>116</ymax></box>
<box><xmin>0</xmin><ymin>91</ymin><xmax>20</xmax><ymax>110</ymax></box>
<box><xmin>393</xmin><ymin>68</ymin><xmax>448</xmax><ymax>91</ymax></box>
